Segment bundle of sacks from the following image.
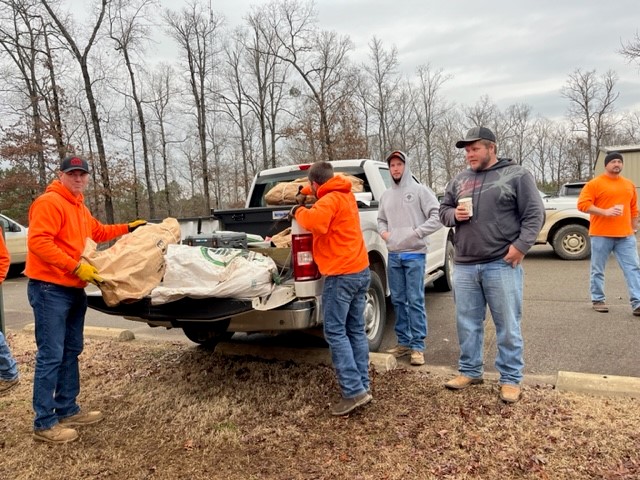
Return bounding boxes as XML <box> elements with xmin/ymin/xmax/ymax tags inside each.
<box><xmin>81</xmin><ymin>217</ymin><xmax>278</xmax><ymax>306</ymax></box>
<box><xmin>264</xmin><ymin>173</ymin><xmax>364</xmax><ymax>205</ymax></box>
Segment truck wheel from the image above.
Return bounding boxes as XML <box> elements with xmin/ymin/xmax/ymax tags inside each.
<box><xmin>182</xmin><ymin>321</ymin><xmax>234</xmax><ymax>349</ymax></box>
<box><xmin>364</xmin><ymin>270</ymin><xmax>386</xmax><ymax>352</ymax></box>
<box><xmin>433</xmin><ymin>239</ymin><xmax>454</xmax><ymax>292</ymax></box>
<box><xmin>552</xmin><ymin>224</ymin><xmax>591</xmax><ymax>260</ymax></box>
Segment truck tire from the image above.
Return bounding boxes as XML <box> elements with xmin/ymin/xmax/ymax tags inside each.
<box><xmin>433</xmin><ymin>238</ymin><xmax>454</xmax><ymax>292</ymax></box>
<box><xmin>182</xmin><ymin>320</ymin><xmax>234</xmax><ymax>349</ymax></box>
<box><xmin>365</xmin><ymin>270</ymin><xmax>386</xmax><ymax>352</ymax></box>
<box><xmin>552</xmin><ymin>224</ymin><xmax>591</xmax><ymax>260</ymax></box>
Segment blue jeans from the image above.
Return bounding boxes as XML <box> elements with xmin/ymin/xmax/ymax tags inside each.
<box><xmin>322</xmin><ymin>267</ymin><xmax>371</xmax><ymax>398</ymax></box>
<box><xmin>0</xmin><ymin>330</ymin><xmax>18</xmax><ymax>381</ymax></box>
<box><xmin>453</xmin><ymin>259</ymin><xmax>524</xmax><ymax>385</ymax></box>
<box><xmin>388</xmin><ymin>253</ymin><xmax>427</xmax><ymax>351</ymax></box>
<box><xmin>28</xmin><ymin>280</ymin><xmax>86</xmax><ymax>431</ymax></box>
<box><xmin>590</xmin><ymin>235</ymin><xmax>640</xmax><ymax>309</ymax></box>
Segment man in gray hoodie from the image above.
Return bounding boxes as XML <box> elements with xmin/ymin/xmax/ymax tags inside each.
<box><xmin>439</xmin><ymin>127</ymin><xmax>544</xmax><ymax>403</ymax></box>
<box><xmin>378</xmin><ymin>151</ymin><xmax>443</xmax><ymax>366</ymax></box>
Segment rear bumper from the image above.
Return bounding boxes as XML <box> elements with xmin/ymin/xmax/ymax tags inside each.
<box><xmin>86</xmin><ymin>293</ymin><xmax>320</xmax><ymax>332</ymax></box>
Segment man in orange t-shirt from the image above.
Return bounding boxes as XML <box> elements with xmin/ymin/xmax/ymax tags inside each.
<box><xmin>577</xmin><ymin>151</ymin><xmax>640</xmax><ymax>316</ymax></box>
<box><xmin>292</xmin><ymin>161</ymin><xmax>372</xmax><ymax>416</ymax></box>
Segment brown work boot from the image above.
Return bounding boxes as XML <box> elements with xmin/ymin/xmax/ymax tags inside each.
<box><xmin>59</xmin><ymin>410</ymin><xmax>104</xmax><ymax>426</ymax></box>
<box><xmin>410</xmin><ymin>350</ymin><xmax>425</xmax><ymax>366</ymax></box>
<box><xmin>0</xmin><ymin>377</ymin><xmax>19</xmax><ymax>395</ymax></box>
<box><xmin>385</xmin><ymin>345</ymin><xmax>411</xmax><ymax>358</ymax></box>
<box><xmin>633</xmin><ymin>306</ymin><xmax>640</xmax><ymax>317</ymax></box>
<box><xmin>500</xmin><ymin>384</ymin><xmax>522</xmax><ymax>404</ymax></box>
<box><xmin>33</xmin><ymin>423</ymin><xmax>79</xmax><ymax>444</ymax></box>
<box><xmin>444</xmin><ymin>375</ymin><xmax>484</xmax><ymax>390</ymax></box>
<box><xmin>592</xmin><ymin>301</ymin><xmax>609</xmax><ymax>313</ymax></box>
<box><xmin>330</xmin><ymin>391</ymin><xmax>373</xmax><ymax>416</ymax></box>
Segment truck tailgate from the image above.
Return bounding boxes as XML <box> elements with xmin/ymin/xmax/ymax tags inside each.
<box><xmin>86</xmin><ymin>292</ymin><xmax>254</xmax><ymax>322</ymax></box>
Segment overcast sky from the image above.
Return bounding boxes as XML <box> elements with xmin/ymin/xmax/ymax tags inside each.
<box><xmin>154</xmin><ymin>0</ymin><xmax>640</xmax><ymax>120</ymax></box>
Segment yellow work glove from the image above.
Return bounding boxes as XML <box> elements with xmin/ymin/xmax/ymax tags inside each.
<box><xmin>128</xmin><ymin>219</ymin><xmax>147</xmax><ymax>232</ymax></box>
<box><xmin>73</xmin><ymin>263</ymin><xmax>104</xmax><ymax>285</ymax></box>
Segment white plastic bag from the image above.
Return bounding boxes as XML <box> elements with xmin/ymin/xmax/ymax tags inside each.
<box><xmin>150</xmin><ymin>244</ymin><xmax>278</xmax><ymax>305</ymax></box>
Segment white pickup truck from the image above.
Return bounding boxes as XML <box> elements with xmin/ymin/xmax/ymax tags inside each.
<box><xmin>87</xmin><ymin>160</ymin><xmax>454</xmax><ymax>351</ymax></box>
<box><xmin>535</xmin><ymin>183</ymin><xmax>591</xmax><ymax>260</ymax></box>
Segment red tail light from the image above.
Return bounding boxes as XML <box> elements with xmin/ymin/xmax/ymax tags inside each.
<box><xmin>292</xmin><ymin>233</ymin><xmax>320</xmax><ymax>280</ymax></box>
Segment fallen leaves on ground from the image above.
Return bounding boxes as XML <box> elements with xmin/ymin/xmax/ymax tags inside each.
<box><xmin>1</xmin><ymin>330</ymin><xmax>639</xmax><ymax>480</ymax></box>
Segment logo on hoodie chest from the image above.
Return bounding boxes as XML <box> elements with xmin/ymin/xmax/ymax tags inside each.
<box><xmin>404</xmin><ymin>193</ymin><xmax>416</xmax><ymax>204</ymax></box>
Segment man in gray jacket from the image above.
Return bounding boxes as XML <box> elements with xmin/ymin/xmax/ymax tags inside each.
<box><xmin>439</xmin><ymin>127</ymin><xmax>544</xmax><ymax>403</ymax></box>
<box><xmin>378</xmin><ymin>151</ymin><xmax>442</xmax><ymax>366</ymax></box>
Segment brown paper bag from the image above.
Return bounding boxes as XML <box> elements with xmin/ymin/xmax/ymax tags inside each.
<box><xmin>270</xmin><ymin>227</ymin><xmax>292</xmax><ymax>248</ymax></box>
<box><xmin>81</xmin><ymin>217</ymin><xmax>181</xmax><ymax>306</ymax></box>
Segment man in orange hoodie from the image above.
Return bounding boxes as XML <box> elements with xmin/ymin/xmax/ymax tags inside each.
<box><xmin>26</xmin><ymin>156</ymin><xmax>146</xmax><ymax>444</ymax></box>
<box><xmin>292</xmin><ymin>161</ymin><xmax>372</xmax><ymax>416</ymax></box>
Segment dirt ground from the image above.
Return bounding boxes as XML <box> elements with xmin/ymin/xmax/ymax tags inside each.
<box><xmin>1</xmin><ymin>330</ymin><xmax>639</xmax><ymax>480</ymax></box>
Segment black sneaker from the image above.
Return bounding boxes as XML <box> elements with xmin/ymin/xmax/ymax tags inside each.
<box><xmin>330</xmin><ymin>392</ymin><xmax>372</xmax><ymax>416</ymax></box>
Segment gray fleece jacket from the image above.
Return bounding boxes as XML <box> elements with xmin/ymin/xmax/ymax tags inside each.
<box><xmin>439</xmin><ymin>158</ymin><xmax>544</xmax><ymax>264</ymax></box>
<box><xmin>377</xmin><ymin>154</ymin><xmax>442</xmax><ymax>254</ymax></box>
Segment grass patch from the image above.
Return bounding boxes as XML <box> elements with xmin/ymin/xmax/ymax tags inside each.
<box><xmin>1</xmin><ymin>330</ymin><xmax>639</xmax><ymax>479</ymax></box>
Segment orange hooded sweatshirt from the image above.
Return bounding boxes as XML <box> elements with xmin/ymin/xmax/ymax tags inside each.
<box><xmin>25</xmin><ymin>180</ymin><xmax>129</xmax><ymax>288</ymax></box>
<box><xmin>294</xmin><ymin>175</ymin><xmax>369</xmax><ymax>276</ymax></box>
<box><xmin>0</xmin><ymin>234</ymin><xmax>9</xmax><ymax>283</ymax></box>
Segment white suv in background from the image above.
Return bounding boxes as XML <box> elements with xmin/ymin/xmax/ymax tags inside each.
<box><xmin>0</xmin><ymin>214</ymin><xmax>28</xmax><ymax>265</ymax></box>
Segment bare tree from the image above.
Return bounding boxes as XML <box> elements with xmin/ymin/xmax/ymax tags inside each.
<box><xmin>148</xmin><ymin>63</ymin><xmax>181</xmax><ymax>216</ymax></box>
<box><xmin>41</xmin><ymin>0</ymin><xmax>116</xmax><ymax>222</ymax></box>
<box><xmin>363</xmin><ymin>36</ymin><xmax>399</xmax><ymax>159</ymax></box>
<box><xmin>503</xmin><ymin>103</ymin><xmax>534</xmax><ymax>166</ymax></box>
<box><xmin>561</xmin><ymin>68</ymin><xmax>619</xmax><ymax>176</ymax></box>
<box><xmin>164</xmin><ymin>0</ymin><xmax>222</xmax><ymax>213</ymax></box>
<box><xmin>413</xmin><ymin>63</ymin><xmax>452</xmax><ymax>187</ymax></box>
<box><xmin>108</xmin><ymin>0</ymin><xmax>158</xmax><ymax>217</ymax></box>
<box><xmin>255</xmin><ymin>0</ymin><xmax>353</xmax><ymax>161</ymax></box>
<box><xmin>0</xmin><ymin>0</ymin><xmax>49</xmax><ymax>186</ymax></box>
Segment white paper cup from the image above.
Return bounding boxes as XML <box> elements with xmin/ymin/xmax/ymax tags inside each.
<box><xmin>459</xmin><ymin>197</ymin><xmax>473</xmax><ymax>216</ymax></box>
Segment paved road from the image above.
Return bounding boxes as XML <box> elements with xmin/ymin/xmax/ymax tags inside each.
<box><xmin>3</xmin><ymin>244</ymin><xmax>640</xmax><ymax>378</ymax></box>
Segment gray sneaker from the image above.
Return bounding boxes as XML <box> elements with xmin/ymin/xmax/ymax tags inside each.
<box><xmin>0</xmin><ymin>377</ymin><xmax>19</xmax><ymax>395</ymax></box>
<box><xmin>330</xmin><ymin>392</ymin><xmax>373</xmax><ymax>416</ymax></box>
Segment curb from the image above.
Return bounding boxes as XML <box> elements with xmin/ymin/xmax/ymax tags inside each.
<box><xmin>216</xmin><ymin>342</ymin><xmax>397</xmax><ymax>372</ymax></box>
<box><xmin>22</xmin><ymin>323</ymin><xmax>135</xmax><ymax>342</ymax></box>
<box><xmin>555</xmin><ymin>371</ymin><xmax>640</xmax><ymax>398</ymax></box>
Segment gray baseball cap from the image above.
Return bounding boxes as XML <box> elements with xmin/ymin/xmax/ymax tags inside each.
<box><xmin>455</xmin><ymin>127</ymin><xmax>496</xmax><ymax>148</ymax></box>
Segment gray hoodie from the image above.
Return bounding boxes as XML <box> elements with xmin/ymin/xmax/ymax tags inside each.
<box><xmin>439</xmin><ymin>158</ymin><xmax>544</xmax><ymax>264</ymax></box>
<box><xmin>377</xmin><ymin>152</ymin><xmax>443</xmax><ymax>254</ymax></box>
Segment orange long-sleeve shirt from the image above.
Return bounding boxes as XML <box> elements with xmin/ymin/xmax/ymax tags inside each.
<box><xmin>577</xmin><ymin>174</ymin><xmax>638</xmax><ymax>237</ymax></box>
<box><xmin>0</xmin><ymin>234</ymin><xmax>9</xmax><ymax>283</ymax></box>
<box><xmin>294</xmin><ymin>175</ymin><xmax>369</xmax><ymax>276</ymax></box>
<box><xmin>25</xmin><ymin>180</ymin><xmax>129</xmax><ymax>288</ymax></box>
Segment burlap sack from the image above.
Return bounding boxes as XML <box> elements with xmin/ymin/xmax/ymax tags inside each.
<box><xmin>81</xmin><ymin>217</ymin><xmax>181</xmax><ymax>306</ymax></box>
<box><xmin>270</xmin><ymin>227</ymin><xmax>291</xmax><ymax>248</ymax></box>
<box><xmin>264</xmin><ymin>174</ymin><xmax>364</xmax><ymax>205</ymax></box>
